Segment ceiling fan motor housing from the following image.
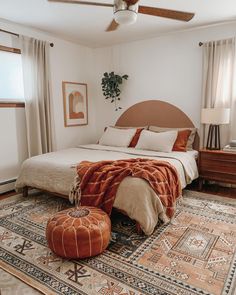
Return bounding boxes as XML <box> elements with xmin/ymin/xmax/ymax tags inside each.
<box><xmin>114</xmin><ymin>0</ymin><xmax>138</xmax><ymax>25</ymax></box>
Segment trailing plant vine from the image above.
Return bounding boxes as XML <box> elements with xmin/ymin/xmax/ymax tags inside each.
<box><xmin>101</xmin><ymin>72</ymin><xmax>129</xmax><ymax>111</ymax></box>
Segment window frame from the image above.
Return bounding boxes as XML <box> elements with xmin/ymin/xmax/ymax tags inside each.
<box><xmin>0</xmin><ymin>45</ymin><xmax>25</xmax><ymax>108</ymax></box>
<box><xmin>0</xmin><ymin>45</ymin><xmax>21</xmax><ymax>54</ymax></box>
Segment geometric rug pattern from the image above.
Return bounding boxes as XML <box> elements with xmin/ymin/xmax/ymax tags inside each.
<box><xmin>0</xmin><ymin>190</ymin><xmax>236</xmax><ymax>295</ymax></box>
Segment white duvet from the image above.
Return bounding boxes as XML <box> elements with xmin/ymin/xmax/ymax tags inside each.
<box><xmin>16</xmin><ymin>144</ymin><xmax>198</xmax><ymax>235</ymax></box>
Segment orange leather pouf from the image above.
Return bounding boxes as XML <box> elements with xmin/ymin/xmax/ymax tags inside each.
<box><xmin>46</xmin><ymin>206</ymin><xmax>111</xmax><ymax>259</ymax></box>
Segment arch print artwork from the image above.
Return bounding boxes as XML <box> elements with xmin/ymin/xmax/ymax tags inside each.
<box><xmin>62</xmin><ymin>81</ymin><xmax>88</xmax><ymax>127</ymax></box>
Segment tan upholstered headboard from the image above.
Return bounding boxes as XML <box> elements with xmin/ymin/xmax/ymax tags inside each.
<box><xmin>115</xmin><ymin>100</ymin><xmax>199</xmax><ymax>150</ymax></box>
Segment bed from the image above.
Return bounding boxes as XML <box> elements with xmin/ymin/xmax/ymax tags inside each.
<box><xmin>15</xmin><ymin>100</ymin><xmax>199</xmax><ymax>235</ymax></box>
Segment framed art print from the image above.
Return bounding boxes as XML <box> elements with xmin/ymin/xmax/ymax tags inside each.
<box><xmin>62</xmin><ymin>81</ymin><xmax>88</xmax><ymax>127</ymax></box>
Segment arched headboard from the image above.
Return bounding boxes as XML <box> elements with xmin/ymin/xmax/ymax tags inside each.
<box><xmin>115</xmin><ymin>100</ymin><xmax>199</xmax><ymax>150</ymax></box>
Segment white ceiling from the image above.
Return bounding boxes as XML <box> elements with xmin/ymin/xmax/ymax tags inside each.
<box><xmin>1</xmin><ymin>0</ymin><xmax>236</xmax><ymax>48</ymax></box>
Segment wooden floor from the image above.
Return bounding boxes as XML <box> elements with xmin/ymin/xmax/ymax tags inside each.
<box><xmin>1</xmin><ymin>182</ymin><xmax>236</xmax><ymax>200</ymax></box>
<box><xmin>0</xmin><ymin>190</ymin><xmax>17</xmax><ymax>201</ymax></box>
<box><xmin>187</xmin><ymin>180</ymin><xmax>236</xmax><ymax>199</ymax></box>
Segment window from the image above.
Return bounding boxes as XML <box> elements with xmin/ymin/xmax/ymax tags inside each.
<box><xmin>0</xmin><ymin>48</ymin><xmax>24</xmax><ymax>101</ymax></box>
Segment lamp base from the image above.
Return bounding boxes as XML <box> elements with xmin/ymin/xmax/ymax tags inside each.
<box><xmin>206</xmin><ymin>124</ymin><xmax>221</xmax><ymax>150</ymax></box>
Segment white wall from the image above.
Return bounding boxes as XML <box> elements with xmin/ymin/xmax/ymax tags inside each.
<box><xmin>0</xmin><ymin>108</ymin><xmax>28</xmax><ymax>183</ymax></box>
<box><xmin>92</xmin><ymin>22</ymin><xmax>236</xmax><ymax>139</ymax></box>
<box><xmin>48</xmin><ymin>38</ymin><xmax>96</xmax><ymax>150</ymax></box>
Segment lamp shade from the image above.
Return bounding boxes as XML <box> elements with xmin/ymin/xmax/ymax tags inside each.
<box><xmin>201</xmin><ymin>108</ymin><xmax>230</xmax><ymax>125</ymax></box>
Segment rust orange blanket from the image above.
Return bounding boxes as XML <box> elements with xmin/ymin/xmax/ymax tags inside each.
<box><xmin>70</xmin><ymin>158</ymin><xmax>181</xmax><ymax>219</ymax></box>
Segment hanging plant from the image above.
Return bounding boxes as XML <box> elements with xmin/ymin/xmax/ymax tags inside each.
<box><xmin>101</xmin><ymin>71</ymin><xmax>129</xmax><ymax>111</ymax></box>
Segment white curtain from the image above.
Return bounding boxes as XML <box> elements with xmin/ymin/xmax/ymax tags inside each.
<box><xmin>20</xmin><ymin>36</ymin><xmax>53</xmax><ymax>157</ymax></box>
<box><xmin>201</xmin><ymin>38</ymin><xmax>236</xmax><ymax>148</ymax></box>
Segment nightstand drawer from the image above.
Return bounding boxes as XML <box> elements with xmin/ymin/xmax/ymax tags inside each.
<box><xmin>200</xmin><ymin>171</ymin><xmax>236</xmax><ymax>184</ymax></box>
<box><xmin>198</xmin><ymin>149</ymin><xmax>236</xmax><ymax>188</ymax></box>
<box><xmin>200</xmin><ymin>152</ymin><xmax>236</xmax><ymax>163</ymax></box>
<box><xmin>200</xmin><ymin>159</ymin><xmax>236</xmax><ymax>174</ymax></box>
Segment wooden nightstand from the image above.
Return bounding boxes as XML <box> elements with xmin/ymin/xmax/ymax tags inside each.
<box><xmin>198</xmin><ymin>149</ymin><xmax>236</xmax><ymax>190</ymax></box>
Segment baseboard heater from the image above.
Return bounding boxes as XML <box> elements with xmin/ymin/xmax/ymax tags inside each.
<box><xmin>0</xmin><ymin>178</ymin><xmax>16</xmax><ymax>194</ymax></box>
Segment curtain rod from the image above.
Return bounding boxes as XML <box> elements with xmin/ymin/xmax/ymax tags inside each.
<box><xmin>0</xmin><ymin>28</ymin><xmax>54</xmax><ymax>47</ymax></box>
<box><xmin>199</xmin><ymin>38</ymin><xmax>234</xmax><ymax>47</ymax></box>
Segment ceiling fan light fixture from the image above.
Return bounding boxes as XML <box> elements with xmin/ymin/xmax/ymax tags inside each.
<box><xmin>114</xmin><ymin>10</ymin><xmax>137</xmax><ymax>25</ymax></box>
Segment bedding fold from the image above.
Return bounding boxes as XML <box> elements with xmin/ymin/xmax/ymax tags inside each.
<box><xmin>70</xmin><ymin>158</ymin><xmax>181</xmax><ymax>219</ymax></box>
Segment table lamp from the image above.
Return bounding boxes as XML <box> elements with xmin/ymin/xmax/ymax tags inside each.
<box><xmin>201</xmin><ymin>108</ymin><xmax>230</xmax><ymax>150</ymax></box>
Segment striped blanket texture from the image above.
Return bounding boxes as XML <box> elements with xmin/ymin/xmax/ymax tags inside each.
<box><xmin>70</xmin><ymin>158</ymin><xmax>181</xmax><ymax>218</ymax></box>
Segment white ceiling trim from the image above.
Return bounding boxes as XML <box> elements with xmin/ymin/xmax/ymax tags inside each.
<box><xmin>1</xmin><ymin>0</ymin><xmax>236</xmax><ymax>47</ymax></box>
<box><xmin>1</xmin><ymin>17</ymin><xmax>236</xmax><ymax>49</ymax></box>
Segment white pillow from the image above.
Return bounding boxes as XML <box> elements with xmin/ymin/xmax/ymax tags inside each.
<box><xmin>99</xmin><ymin>127</ymin><xmax>137</xmax><ymax>147</ymax></box>
<box><xmin>135</xmin><ymin>130</ymin><xmax>178</xmax><ymax>153</ymax></box>
<box><xmin>148</xmin><ymin>126</ymin><xmax>197</xmax><ymax>151</ymax></box>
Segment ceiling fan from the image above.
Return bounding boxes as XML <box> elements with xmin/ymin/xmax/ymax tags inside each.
<box><xmin>48</xmin><ymin>0</ymin><xmax>195</xmax><ymax>32</ymax></box>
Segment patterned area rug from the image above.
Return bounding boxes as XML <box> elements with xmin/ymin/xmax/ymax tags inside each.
<box><xmin>0</xmin><ymin>191</ymin><xmax>235</xmax><ymax>295</ymax></box>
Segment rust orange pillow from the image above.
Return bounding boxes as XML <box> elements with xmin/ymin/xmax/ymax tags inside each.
<box><xmin>129</xmin><ymin>128</ymin><xmax>144</xmax><ymax>147</ymax></box>
<box><xmin>172</xmin><ymin>129</ymin><xmax>191</xmax><ymax>152</ymax></box>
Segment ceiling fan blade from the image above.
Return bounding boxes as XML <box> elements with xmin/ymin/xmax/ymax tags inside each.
<box><xmin>138</xmin><ymin>6</ymin><xmax>194</xmax><ymax>22</ymax></box>
<box><xmin>106</xmin><ymin>19</ymin><xmax>119</xmax><ymax>32</ymax></box>
<box><xmin>48</xmin><ymin>0</ymin><xmax>113</xmax><ymax>8</ymax></box>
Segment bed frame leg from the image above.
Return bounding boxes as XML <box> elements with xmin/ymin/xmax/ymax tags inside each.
<box><xmin>23</xmin><ymin>187</ymin><xmax>28</xmax><ymax>198</ymax></box>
